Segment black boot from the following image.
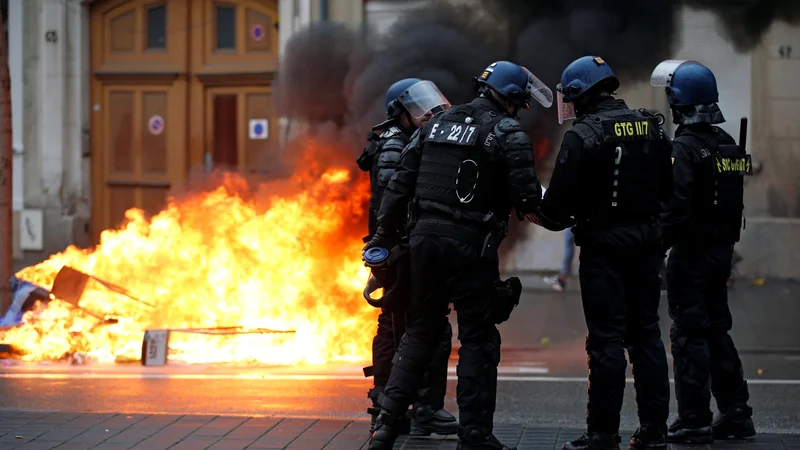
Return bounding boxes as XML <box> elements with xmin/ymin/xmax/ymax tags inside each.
<box><xmin>712</xmin><ymin>404</ymin><xmax>755</xmax><ymax>439</ymax></box>
<box><xmin>666</xmin><ymin>415</ymin><xmax>712</xmax><ymax>444</ymax></box>
<box><xmin>630</xmin><ymin>423</ymin><xmax>667</xmax><ymax>448</ymax></box>
<box><xmin>409</xmin><ymin>402</ymin><xmax>460</xmax><ymax>436</ymax></box>
<box><xmin>368</xmin><ymin>410</ymin><xmax>403</xmax><ymax>450</ymax></box>
<box><xmin>457</xmin><ymin>425</ymin><xmax>516</xmax><ymax>450</ymax></box>
<box><xmin>562</xmin><ymin>432</ymin><xmax>621</xmax><ymax>450</ymax></box>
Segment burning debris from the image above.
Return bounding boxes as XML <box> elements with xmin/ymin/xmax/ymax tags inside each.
<box><xmin>1</xmin><ymin>164</ymin><xmax>375</xmax><ymax>365</ymax></box>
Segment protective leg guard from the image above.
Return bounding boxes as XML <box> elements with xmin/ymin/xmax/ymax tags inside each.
<box><xmin>368</xmin><ymin>394</ymin><xmax>408</xmax><ymax>450</ymax></box>
<box><xmin>367</xmin><ymin>387</ymin><xmax>383</xmax><ymax>433</ymax></box>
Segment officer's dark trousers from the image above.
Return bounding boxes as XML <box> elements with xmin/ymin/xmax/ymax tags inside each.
<box><xmin>579</xmin><ymin>247</ymin><xmax>670</xmax><ymax>434</ymax></box>
<box><xmin>667</xmin><ymin>243</ymin><xmax>749</xmax><ymax>424</ymax></box>
<box><xmin>370</xmin><ymin>304</ymin><xmax>453</xmax><ymax>410</ymax></box>
<box><xmin>383</xmin><ymin>230</ymin><xmax>501</xmax><ymax>431</ymax></box>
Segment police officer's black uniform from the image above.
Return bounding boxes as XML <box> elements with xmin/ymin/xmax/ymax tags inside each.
<box><xmin>540</xmin><ymin>97</ymin><xmax>673</xmax><ymax>449</ymax></box>
<box><xmin>649</xmin><ymin>59</ymin><xmax>756</xmax><ymax>444</ymax></box>
<box><xmin>357</xmin><ymin>125</ymin><xmax>456</xmax><ymax>435</ymax></box>
<box><xmin>661</xmin><ymin>123</ymin><xmax>754</xmax><ymax>440</ymax></box>
<box><xmin>368</xmin><ymin>95</ymin><xmax>542</xmax><ymax>450</ymax></box>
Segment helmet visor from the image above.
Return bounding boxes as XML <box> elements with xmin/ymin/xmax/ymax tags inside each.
<box><xmin>556</xmin><ymin>86</ymin><xmax>576</xmax><ymax>125</ymax></box>
<box><xmin>397</xmin><ymin>81</ymin><xmax>452</xmax><ymax>119</ymax></box>
<box><xmin>650</xmin><ymin>59</ymin><xmax>702</xmax><ymax>87</ymax></box>
<box><xmin>522</xmin><ymin>67</ymin><xmax>553</xmax><ymax>109</ymax></box>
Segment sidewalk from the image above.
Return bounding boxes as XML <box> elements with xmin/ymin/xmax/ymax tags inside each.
<box><xmin>1</xmin><ymin>410</ymin><xmax>796</xmax><ymax>449</ymax></box>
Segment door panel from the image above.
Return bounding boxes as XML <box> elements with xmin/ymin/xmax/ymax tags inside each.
<box><xmin>212</xmin><ymin>93</ymin><xmax>239</xmax><ymax>168</ymax></box>
<box><xmin>99</xmin><ymin>84</ymin><xmax>182</xmax><ymax>230</ymax></box>
<box><xmin>141</xmin><ymin>92</ymin><xmax>169</xmax><ymax>175</ymax></box>
<box><xmin>244</xmin><ymin>90</ymin><xmax>272</xmax><ymax>170</ymax></box>
<box><xmin>107</xmin><ymin>91</ymin><xmax>135</xmax><ymax>174</ymax></box>
<box><xmin>205</xmin><ymin>86</ymin><xmax>273</xmax><ymax>173</ymax></box>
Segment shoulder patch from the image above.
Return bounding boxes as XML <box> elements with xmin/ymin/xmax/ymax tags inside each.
<box><xmin>557</xmin><ymin>146</ymin><xmax>570</xmax><ymax>165</ymax></box>
<box><xmin>379</xmin><ymin>126</ymin><xmax>403</xmax><ymax>139</ymax></box>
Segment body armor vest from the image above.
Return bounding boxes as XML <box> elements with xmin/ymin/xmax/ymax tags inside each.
<box><xmin>570</xmin><ymin>107</ymin><xmax>665</xmax><ymax>224</ymax></box>
<box><xmin>675</xmin><ymin>126</ymin><xmax>751</xmax><ymax>243</ymax></box>
<box><xmin>413</xmin><ymin>103</ymin><xmax>507</xmax><ymax>224</ymax></box>
<box><xmin>357</xmin><ymin>127</ymin><xmax>408</xmax><ymax>235</ymax></box>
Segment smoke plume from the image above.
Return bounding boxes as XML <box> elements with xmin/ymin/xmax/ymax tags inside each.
<box><xmin>275</xmin><ymin>0</ymin><xmax>799</xmax><ymax>262</ymax></box>
<box><xmin>682</xmin><ymin>0</ymin><xmax>800</xmax><ymax>52</ymax></box>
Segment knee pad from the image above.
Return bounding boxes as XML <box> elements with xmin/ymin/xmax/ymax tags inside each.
<box><xmin>588</xmin><ymin>344</ymin><xmax>627</xmax><ymax>375</ymax></box>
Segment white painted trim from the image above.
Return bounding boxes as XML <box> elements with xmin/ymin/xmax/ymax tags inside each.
<box><xmin>298</xmin><ymin>0</ymin><xmax>311</xmax><ymax>27</ymax></box>
<box><xmin>278</xmin><ymin>0</ymin><xmax>294</xmax><ymax>56</ymax></box>
<box><xmin>9</xmin><ymin>0</ymin><xmax>24</xmax><ymax>211</ymax></box>
<box><xmin>38</xmin><ymin>0</ymin><xmax>66</xmax><ymax>202</ymax></box>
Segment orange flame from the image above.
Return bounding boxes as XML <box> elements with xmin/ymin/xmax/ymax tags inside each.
<box><xmin>1</xmin><ymin>146</ymin><xmax>378</xmax><ymax>365</ymax></box>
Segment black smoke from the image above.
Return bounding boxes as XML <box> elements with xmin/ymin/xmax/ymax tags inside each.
<box><xmin>274</xmin><ymin>0</ymin><xmax>799</xmax><ymax>261</ymax></box>
<box><xmin>682</xmin><ymin>0</ymin><xmax>800</xmax><ymax>52</ymax></box>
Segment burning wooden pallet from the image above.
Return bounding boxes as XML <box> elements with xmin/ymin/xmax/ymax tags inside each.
<box><xmin>141</xmin><ymin>327</ymin><xmax>296</xmax><ymax>366</ymax></box>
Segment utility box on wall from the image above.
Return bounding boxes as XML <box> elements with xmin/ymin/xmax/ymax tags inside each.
<box><xmin>19</xmin><ymin>209</ymin><xmax>43</xmax><ymax>251</ymax></box>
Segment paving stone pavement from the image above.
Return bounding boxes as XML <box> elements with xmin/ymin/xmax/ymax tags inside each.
<box><xmin>0</xmin><ymin>411</ymin><xmax>797</xmax><ymax>450</ymax></box>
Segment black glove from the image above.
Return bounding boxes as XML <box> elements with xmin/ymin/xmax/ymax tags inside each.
<box><xmin>362</xmin><ymin>226</ymin><xmax>398</xmax><ymax>255</ymax></box>
<box><xmin>525</xmin><ymin>209</ymin><xmax>575</xmax><ymax>232</ymax></box>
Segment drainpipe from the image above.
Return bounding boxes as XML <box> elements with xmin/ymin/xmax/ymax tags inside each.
<box><xmin>319</xmin><ymin>0</ymin><xmax>328</xmax><ymax>21</ymax></box>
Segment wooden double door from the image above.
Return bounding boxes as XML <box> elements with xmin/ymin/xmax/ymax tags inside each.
<box><xmin>90</xmin><ymin>0</ymin><xmax>279</xmax><ymax>239</ymax></box>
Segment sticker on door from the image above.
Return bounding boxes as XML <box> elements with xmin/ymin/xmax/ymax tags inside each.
<box><xmin>251</xmin><ymin>24</ymin><xmax>265</xmax><ymax>41</ymax></box>
<box><xmin>249</xmin><ymin>119</ymin><xmax>269</xmax><ymax>140</ymax></box>
<box><xmin>148</xmin><ymin>115</ymin><xmax>165</xmax><ymax>135</ymax></box>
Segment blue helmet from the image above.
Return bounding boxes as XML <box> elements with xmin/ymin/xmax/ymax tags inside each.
<box><xmin>666</xmin><ymin>63</ymin><xmax>719</xmax><ymax>106</ymax></box>
<box><xmin>650</xmin><ymin>60</ymin><xmax>725</xmax><ymax>125</ymax></box>
<box><xmin>385</xmin><ymin>78</ymin><xmax>422</xmax><ymax>119</ymax></box>
<box><xmin>557</xmin><ymin>56</ymin><xmax>620</xmax><ymax>103</ymax></box>
<box><xmin>476</xmin><ymin>61</ymin><xmax>546</xmax><ymax>109</ymax></box>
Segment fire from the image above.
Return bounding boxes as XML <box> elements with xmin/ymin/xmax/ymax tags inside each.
<box><xmin>1</xmin><ymin>147</ymin><xmax>379</xmax><ymax>365</ymax></box>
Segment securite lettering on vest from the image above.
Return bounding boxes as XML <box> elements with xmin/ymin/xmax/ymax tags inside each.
<box><xmin>715</xmin><ymin>155</ymin><xmax>752</xmax><ymax>174</ymax></box>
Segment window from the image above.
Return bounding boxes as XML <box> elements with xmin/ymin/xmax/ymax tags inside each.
<box><xmin>146</xmin><ymin>5</ymin><xmax>167</xmax><ymax>49</ymax></box>
<box><xmin>216</xmin><ymin>5</ymin><xmax>236</xmax><ymax>50</ymax></box>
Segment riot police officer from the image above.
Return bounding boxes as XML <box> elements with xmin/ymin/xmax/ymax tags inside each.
<box><xmin>651</xmin><ymin>60</ymin><xmax>755</xmax><ymax>444</ymax></box>
<box><xmin>357</xmin><ymin>78</ymin><xmax>459</xmax><ymax>437</ymax></box>
<box><xmin>535</xmin><ymin>56</ymin><xmax>673</xmax><ymax>450</ymax></box>
<box><xmin>364</xmin><ymin>61</ymin><xmax>553</xmax><ymax>450</ymax></box>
